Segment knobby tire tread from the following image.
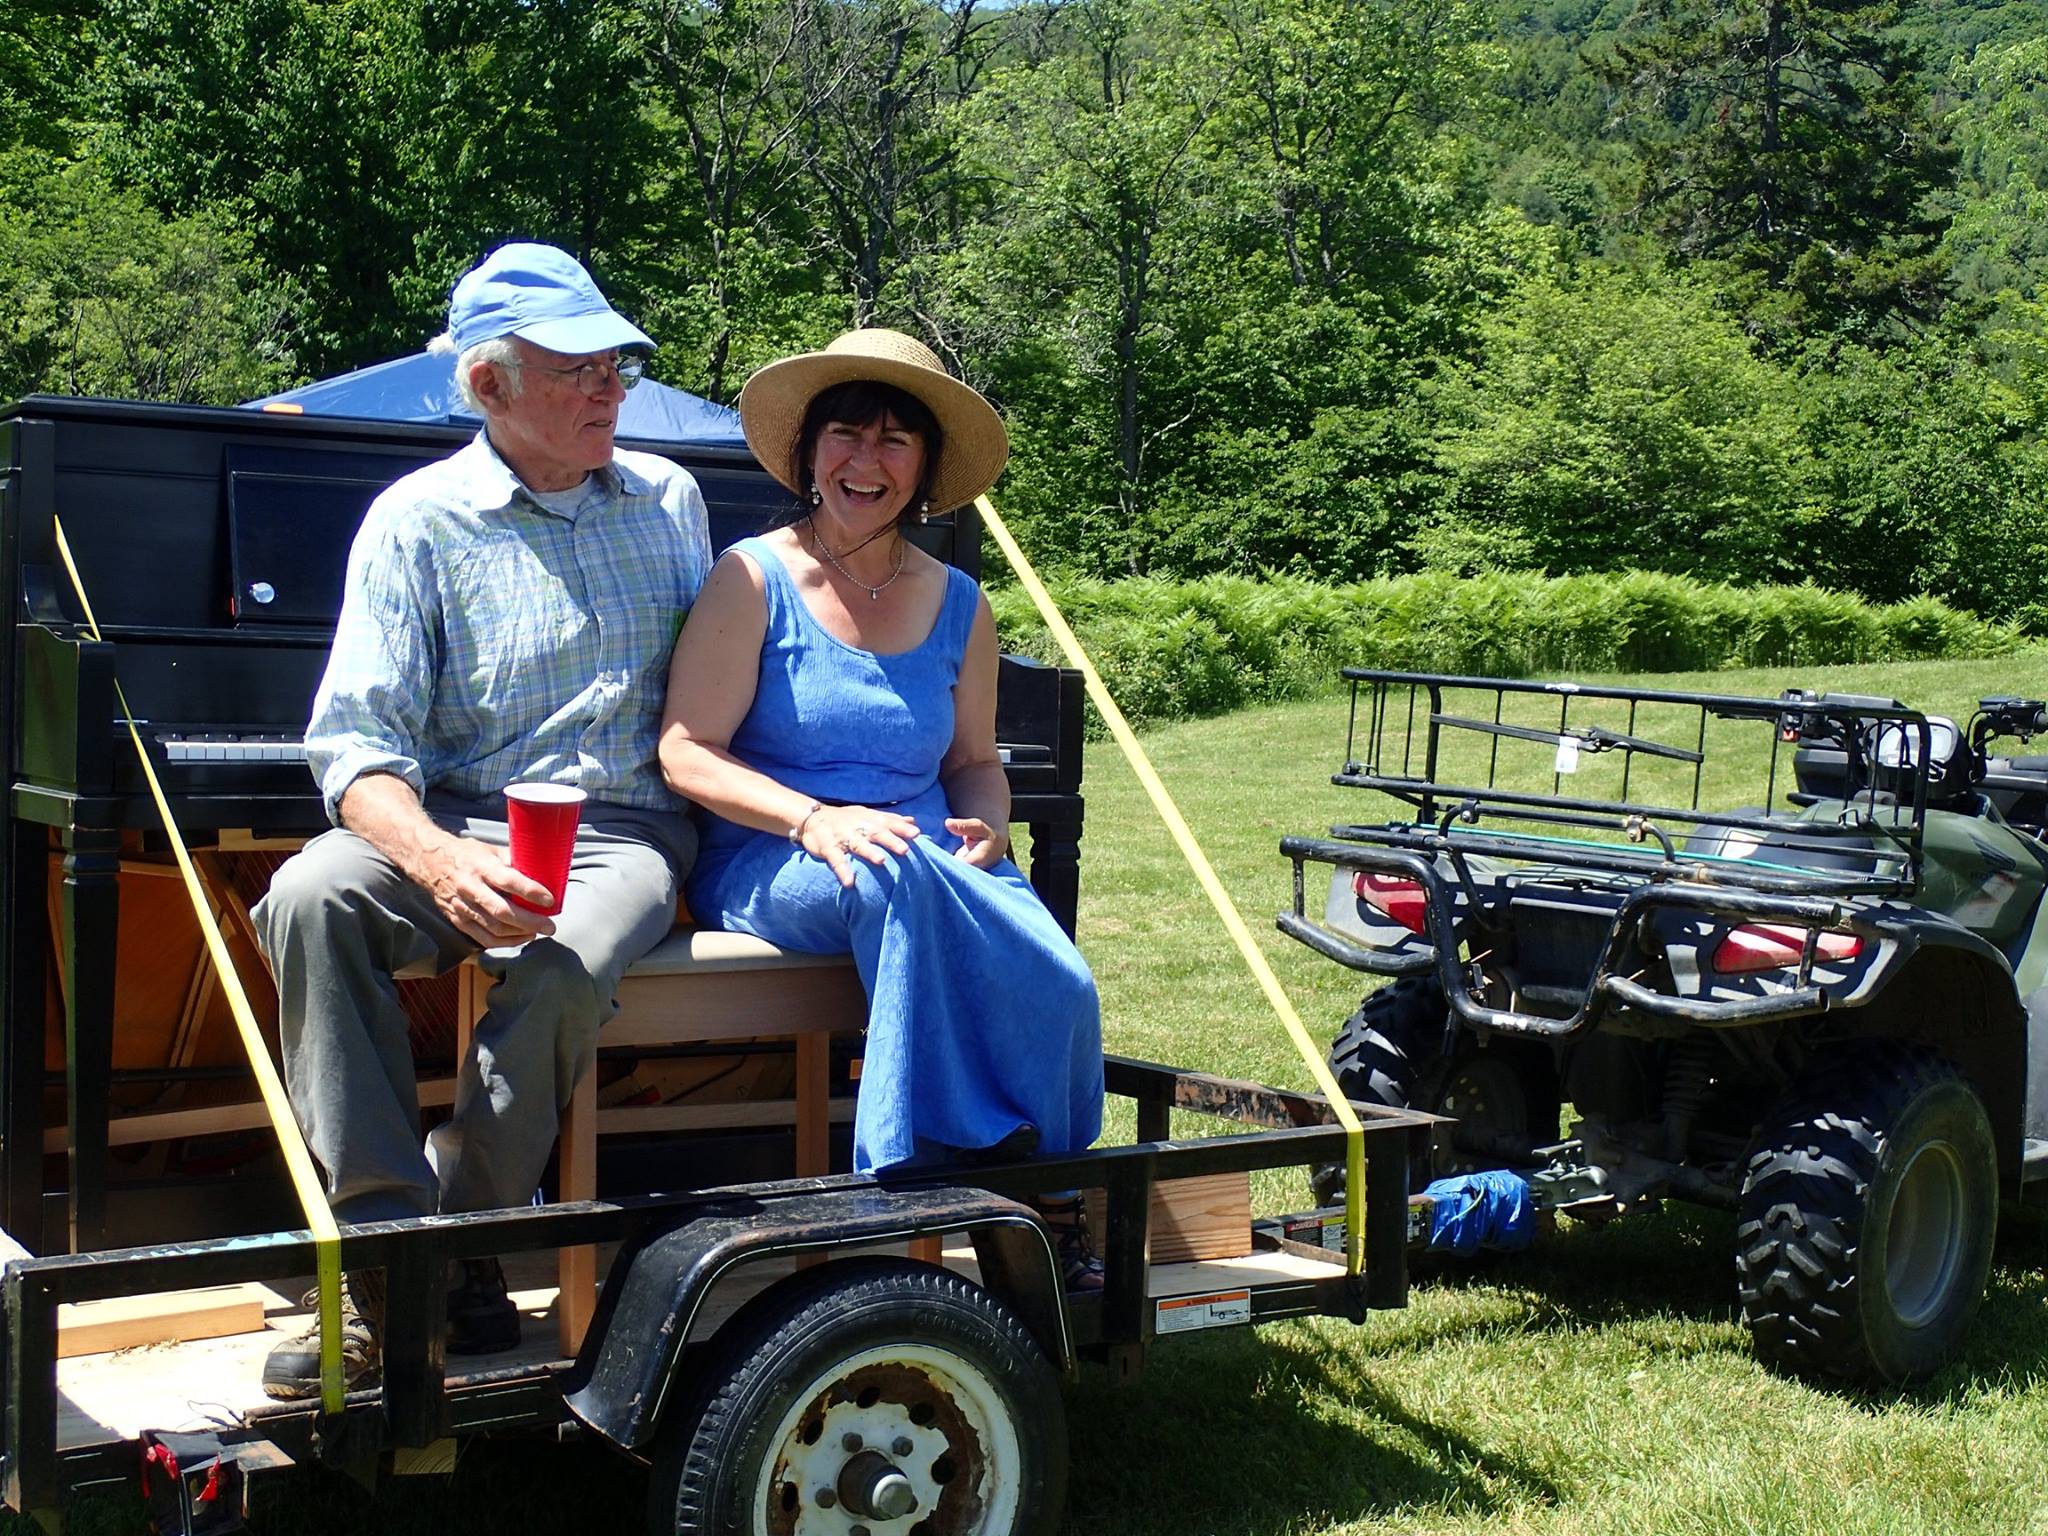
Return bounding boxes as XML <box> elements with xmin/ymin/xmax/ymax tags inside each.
<box><xmin>1735</xmin><ymin>1042</ymin><xmax>1995</xmax><ymax>1383</ymax></box>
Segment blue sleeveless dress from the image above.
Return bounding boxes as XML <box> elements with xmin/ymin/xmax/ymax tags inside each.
<box><xmin>686</xmin><ymin>537</ymin><xmax>1104</xmax><ymax>1173</ymax></box>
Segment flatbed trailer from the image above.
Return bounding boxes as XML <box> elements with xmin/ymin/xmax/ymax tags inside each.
<box><xmin>2</xmin><ymin>1056</ymin><xmax>1430</xmax><ymax>1534</ymax></box>
<box><xmin>0</xmin><ymin>396</ymin><xmax>1431</xmax><ymax>1534</ymax></box>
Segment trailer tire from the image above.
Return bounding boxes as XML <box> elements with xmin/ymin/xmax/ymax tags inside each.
<box><xmin>648</xmin><ymin>1256</ymin><xmax>1066</xmax><ymax>1536</ymax></box>
<box><xmin>1736</xmin><ymin>1044</ymin><xmax>1997</xmax><ymax>1384</ymax></box>
<box><xmin>1311</xmin><ymin>977</ymin><xmax>1559</xmax><ymax>1204</ymax></box>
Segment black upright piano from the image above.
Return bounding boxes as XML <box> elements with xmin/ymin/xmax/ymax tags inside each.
<box><xmin>0</xmin><ymin>396</ymin><xmax>1084</xmax><ymax>1256</ymax></box>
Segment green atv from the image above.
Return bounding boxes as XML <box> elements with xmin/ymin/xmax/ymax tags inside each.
<box><xmin>1281</xmin><ymin>671</ymin><xmax>2048</xmax><ymax>1384</ymax></box>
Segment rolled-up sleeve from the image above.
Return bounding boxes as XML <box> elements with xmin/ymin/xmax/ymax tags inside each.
<box><xmin>305</xmin><ymin>500</ymin><xmax>440</xmax><ymax>824</ymax></box>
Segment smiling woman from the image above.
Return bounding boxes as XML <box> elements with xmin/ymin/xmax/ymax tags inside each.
<box><xmin>657</xmin><ymin>328</ymin><xmax>1108</xmax><ymax>1289</ymax></box>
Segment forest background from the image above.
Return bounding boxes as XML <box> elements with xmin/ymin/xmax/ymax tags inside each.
<box><xmin>2</xmin><ymin>0</ymin><xmax>2046</xmax><ymax>630</ymax></box>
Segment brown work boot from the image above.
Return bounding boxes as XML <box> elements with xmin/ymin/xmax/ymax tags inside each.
<box><xmin>446</xmin><ymin>1256</ymin><xmax>521</xmax><ymax>1355</ymax></box>
<box><xmin>260</xmin><ymin>1270</ymin><xmax>384</xmax><ymax>1401</ymax></box>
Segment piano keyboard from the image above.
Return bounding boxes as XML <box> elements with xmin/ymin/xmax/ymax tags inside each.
<box><xmin>156</xmin><ymin>734</ymin><xmax>308</xmax><ymax>764</ymax></box>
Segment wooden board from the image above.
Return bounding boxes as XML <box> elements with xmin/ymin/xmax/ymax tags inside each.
<box><xmin>41</xmin><ymin>1074</ymin><xmax>459</xmax><ymax>1154</ymax></box>
<box><xmin>1084</xmin><ymin>1170</ymin><xmax>1252</xmax><ymax>1265</ymax></box>
<box><xmin>57</xmin><ymin>1284</ymin><xmax>270</xmax><ymax>1359</ymax></box>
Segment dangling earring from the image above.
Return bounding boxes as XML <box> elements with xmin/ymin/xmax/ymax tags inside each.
<box><xmin>809</xmin><ymin>483</ymin><xmax>822</xmax><ymax>507</ymax></box>
<box><xmin>917</xmin><ymin>499</ymin><xmax>932</xmax><ymax>524</ymax></box>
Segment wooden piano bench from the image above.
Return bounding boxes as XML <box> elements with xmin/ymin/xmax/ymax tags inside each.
<box><xmin>455</xmin><ymin>928</ymin><xmax>867</xmax><ymax>1354</ymax></box>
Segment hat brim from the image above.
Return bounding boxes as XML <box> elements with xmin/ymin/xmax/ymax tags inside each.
<box><xmin>513</xmin><ymin>312</ymin><xmax>656</xmax><ymax>356</ymax></box>
<box><xmin>739</xmin><ymin>351</ymin><xmax>1008</xmax><ymax>515</ymax></box>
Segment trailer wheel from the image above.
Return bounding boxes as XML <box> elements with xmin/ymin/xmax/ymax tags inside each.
<box><xmin>1311</xmin><ymin>977</ymin><xmax>1559</xmax><ymax>1203</ymax></box>
<box><xmin>1736</xmin><ymin>1044</ymin><xmax>1997</xmax><ymax>1384</ymax></box>
<box><xmin>649</xmin><ymin>1256</ymin><xmax>1066</xmax><ymax>1536</ymax></box>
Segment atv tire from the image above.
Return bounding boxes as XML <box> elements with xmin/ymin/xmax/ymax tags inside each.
<box><xmin>1311</xmin><ymin>976</ymin><xmax>1561</xmax><ymax>1205</ymax></box>
<box><xmin>1736</xmin><ymin>1043</ymin><xmax>1997</xmax><ymax>1384</ymax></box>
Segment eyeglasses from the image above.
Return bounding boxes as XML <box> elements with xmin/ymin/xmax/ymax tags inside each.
<box><xmin>498</xmin><ymin>354</ymin><xmax>645</xmax><ymax>395</ymax></box>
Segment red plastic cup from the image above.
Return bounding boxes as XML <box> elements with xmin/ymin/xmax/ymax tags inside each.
<box><xmin>504</xmin><ymin>783</ymin><xmax>585</xmax><ymax>915</ymax></box>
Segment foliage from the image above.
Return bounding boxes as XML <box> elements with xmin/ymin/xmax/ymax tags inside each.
<box><xmin>987</xmin><ymin>568</ymin><xmax>2024</xmax><ymax>729</ymax></box>
<box><xmin>0</xmin><ymin>150</ymin><xmax>299</xmax><ymax>403</ymax></box>
<box><xmin>1941</xmin><ymin>35</ymin><xmax>2048</xmax><ymax>311</ymax></box>
<box><xmin>1419</xmin><ymin>266</ymin><xmax>1815</xmax><ymax>583</ymax></box>
<box><xmin>0</xmin><ymin>0</ymin><xmax>93</xmax><ymax>154</ymax></box>
<box><xmin>0</xmin><ymin>0</ymin><xmax>2042</xmax><ymax>631</ymax></box>
<box><xmin>1793</xmin><ymin>331</ymin><xmax>2048</xmax><ymax>621</ymax></box>
<box><xmin>1592</xmin><ymin>0</ymin><xmax>1957</xmax><ymax>341</ymax></box>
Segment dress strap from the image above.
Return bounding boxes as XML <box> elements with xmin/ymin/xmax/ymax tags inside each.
<box><xmin>728</xmin><ymin>535</ymin><xmax>799</xmax><ymax>631</ymax></box>
<box><xmin>935</xmin><ymin>562</ymin><xmax>981</xmax><ymax>660</ymax></box>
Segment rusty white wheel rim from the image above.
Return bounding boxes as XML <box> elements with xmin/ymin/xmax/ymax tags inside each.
<box><xmin>755</xmin><ymin>1342</ymin><xmax>1023</xmax><ymax>1535</ymax></box>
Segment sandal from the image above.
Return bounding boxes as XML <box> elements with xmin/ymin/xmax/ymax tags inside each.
<box><xmin>1033</xmin><ymin>1193</ymin><xmax>1105</xmax><ymax>1295</ymax></box>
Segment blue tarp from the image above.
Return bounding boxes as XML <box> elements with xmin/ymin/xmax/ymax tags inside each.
<box><xmin>243</xmin><ymin>349</ymin><xmax>747</xmax><ymax>447</ymax></box>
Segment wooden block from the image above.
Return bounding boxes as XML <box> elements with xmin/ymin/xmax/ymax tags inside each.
<box><xmin>1083</xmin><ymin>1171</ymin><xmax>1252</xmax><ymax>1265</ymax></box>
<box><xmin>391</xmin><ymin>1439</ymin><xmax>457</xmax><ymax>1477</ymax></box>
<box><xmin>56</xmin><ymin>1284</ymin><xmax>268</xmax><ymax>1358</ymax></box>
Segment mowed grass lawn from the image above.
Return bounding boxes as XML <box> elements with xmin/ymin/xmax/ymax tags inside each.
<box><xmin>59</xmin><ymin>654</ymin><xmax>2048</xmax><ymax>1536</ymax></box>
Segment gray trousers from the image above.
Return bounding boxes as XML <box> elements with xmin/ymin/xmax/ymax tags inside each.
<box><xmin>253</xmin><ymin>793</ymin><xmax>694</xmax><ymax>1224</ymax></box>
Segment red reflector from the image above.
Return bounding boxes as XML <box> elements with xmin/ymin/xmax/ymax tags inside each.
<box><xmin>1711</xmin><ymin>924</ymin><xmax>1862</xmax><ymax>975</ymax></box>
<box><xmin>1352</xmin><ymin>871</ymin><xmax>1427</xmax><ymax>934</ymax></box>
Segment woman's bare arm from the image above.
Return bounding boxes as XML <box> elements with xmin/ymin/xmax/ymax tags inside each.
<box><xmin>938</xmin><ymin>593</ymin><xmax>1011</xmax><ymax>868</ymax></box>
<box><xmin>659</xmin><ymin>549</ymin><xmax>918</xmax><ymax>886</ymax></box>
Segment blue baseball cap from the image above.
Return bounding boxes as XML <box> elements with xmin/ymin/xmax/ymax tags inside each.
<box><xmin>447</xmin><ymin>242</ymin><xmax>654</xmax><ymax>356</ymax></box>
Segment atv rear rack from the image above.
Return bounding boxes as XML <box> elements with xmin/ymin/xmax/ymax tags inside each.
<box><xmin>1279</xmin><ymin>835</ymin><xmax>1904</xmax><ymax>1038</ymax></box>
<box><xmin>1276</xmin><ymin>673</ymin><xmax>1950</xmax><ymax>1039</ymax></box>
<box><xmin>1330</xmin><ymin>670</ymin><xmax>1935</xmax><ymax>895</ymax></box>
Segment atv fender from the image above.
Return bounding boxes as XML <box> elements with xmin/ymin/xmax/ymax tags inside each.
<box><xmin>560</xmin><ymin>1185</ymin><xmax>1066</xmax><ymax>1453</ymax></box>
<box><xmin>1840</xmin><ymin>916</ymin><xmax>2027</xmax><ymax>1186</ymax></box>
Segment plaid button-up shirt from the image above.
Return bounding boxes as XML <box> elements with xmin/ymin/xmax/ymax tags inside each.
<box><xmin>306</xmin><ymin>431</ymin><xmax>713</xmax><ymax>822</ymax></box>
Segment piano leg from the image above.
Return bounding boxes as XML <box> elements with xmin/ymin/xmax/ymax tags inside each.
<box><xmin>1</xmin><ymin>820</ymin><xmax>50</xmax><ymax>1252</ymax></box>
<box><xmin>60</xmin><ymin>823</ymin><xmax>118</xmax><ymax>1253</ymax></box>
<box><xmin>1026</xmin><ymin>814</ymin><xmax>1084</xmax><ymax>941</ymax></box>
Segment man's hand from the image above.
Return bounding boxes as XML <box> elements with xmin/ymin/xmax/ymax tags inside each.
<box><xmin>336</xmin><ymin>772</ymin><xmax>557</xmax><ymax>948</ymax></box>
<box><xmin>416</xmin><ymin>837</ymin><xmax>557</xmax><ymax>948</ymax></box>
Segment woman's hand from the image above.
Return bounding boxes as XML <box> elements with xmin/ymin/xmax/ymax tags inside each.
<box><xmin>802</xmin><ymin>804</ymin><xmax>921</xmax><ymax>888</ymax></box>
<box><xmin>944</xmin><ymin>816</ymin><xmax>1010</xmax><ymax>869</ymax></box>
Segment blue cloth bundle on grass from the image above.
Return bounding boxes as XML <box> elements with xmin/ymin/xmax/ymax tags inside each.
<box><xmin>1421</xmin><ymin>1169</ymin><xmax>1535</xmax><ymax>1255</ymax></box>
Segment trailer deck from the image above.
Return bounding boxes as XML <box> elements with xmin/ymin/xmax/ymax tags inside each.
<box><xmin>48</xmin><ymin>1239</ymin><xmax>1353</xmax><ymax>1460</ymax></box>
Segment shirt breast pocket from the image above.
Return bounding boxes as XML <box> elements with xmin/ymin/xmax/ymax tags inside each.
<box><xmin>442</xmin><ymin>532</ymin><xmax>592</xmax><ymax>702</ymax></box>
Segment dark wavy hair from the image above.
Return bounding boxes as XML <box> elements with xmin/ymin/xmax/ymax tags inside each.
<box><xmin>765</xmin><ymin>380</ymin><xmax>944</xmax><ymax>530</ymax></box>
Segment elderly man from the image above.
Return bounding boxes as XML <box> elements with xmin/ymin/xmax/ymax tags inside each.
<box><xmin>254</xmin><ymin>243</ymin><xmax>711</xmax><ymax>1399</ymax></box>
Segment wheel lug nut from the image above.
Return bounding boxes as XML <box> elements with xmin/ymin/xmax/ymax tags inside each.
<box><xmin>815</xmin><ymin>1488</ymin><xmax>837</xmax><ymax>1509</ymax></box>
<box><xmin>892</xmin><ymin>1436</ymin><xmax>913</xmax><ymax>1457</ymax></box>
<box><xmin>842</xmin><ymin>1431</ymin><xmax>864</xmax><ymax>1452</ymax></box>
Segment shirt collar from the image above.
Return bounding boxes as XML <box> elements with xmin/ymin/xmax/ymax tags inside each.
<box><xmin>460</xmin><ymin>429</ymin><xmax>634</xmax><ymax>518</ymax></box>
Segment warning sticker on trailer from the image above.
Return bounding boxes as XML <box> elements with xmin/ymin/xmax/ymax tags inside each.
<box><xmin>1155</xmin><ymin>1289</ymin><xmax>1253</xmax><ymax>1334</ymax></box>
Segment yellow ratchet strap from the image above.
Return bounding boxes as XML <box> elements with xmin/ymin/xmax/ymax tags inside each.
<box><xmin>53</xmin><ymin>517</ymin><xmax>346</xmax><ymax>1414</ymax></box>
<box><xmin>975</xmin><ymin>495</ymin><xmax>1369</xmax><ymax>1275</ymax></box>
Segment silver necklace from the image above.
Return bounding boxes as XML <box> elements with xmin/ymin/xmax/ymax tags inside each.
<box><xmin>809</xmin><ymin>518</ymin><xmax>906</xmax><ymax>600</ymax></box>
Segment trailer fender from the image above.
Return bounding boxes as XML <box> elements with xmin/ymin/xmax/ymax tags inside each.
<box><xmin>560</xmin><ymin>1185</ymin><xmax>1065</xmax><ymax>1453</ymax></box>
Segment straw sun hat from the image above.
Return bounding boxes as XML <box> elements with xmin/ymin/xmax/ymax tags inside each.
<box><xmin>738</xmin><ymin>329</ymin><xmax>1009</xmax><ymax>515</ymax></box>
